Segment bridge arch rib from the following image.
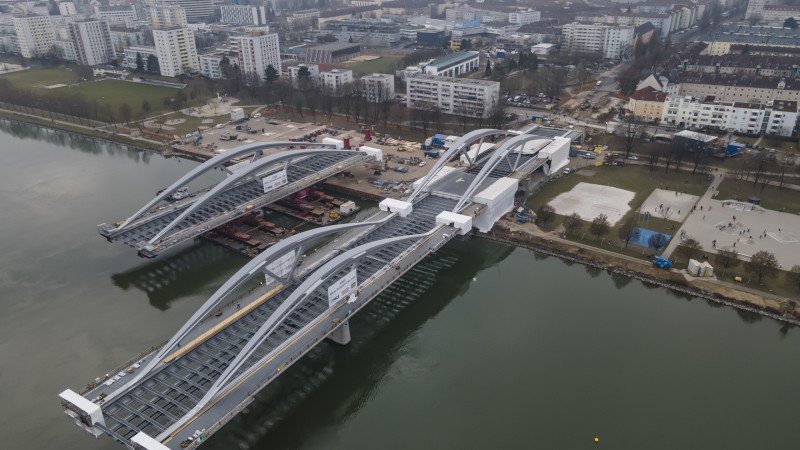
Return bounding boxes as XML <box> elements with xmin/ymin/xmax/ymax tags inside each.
<box><xmin>105</xmin><ymin>212</ymin><xmax>396</xmax><ymax>404</ymax></box>
<box><xmin>453</xmin><ymin>134</ymin><xmax>549</xmax><ymax>212</ymax></box>
<box><xmin>408</xmin><ymin>129</ymin><xmax>511</xmax><ymax>202</ymax></box>
<box><xmin>147</xmin><ymin>148</ymin><xmax>362</xmax><ymax>244</ymax></box>
<box><xmin>115</xmin><ymin>142</ymin><xmax>335</xmax><ymax>232</ymax></box>
<box><xmin>156</xmin><ymin>230</ymin><xmax>437</xmax><ymax>441</ymax></box>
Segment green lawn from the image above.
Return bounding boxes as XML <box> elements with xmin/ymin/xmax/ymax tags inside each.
<box><xmin>529</xmin><ymin>165</ymin><xmax>711</xmax><ymax>258</ymax></box>
<box><xmin>716</xmin><ymin>178</ymin><xmax>800</xmax><ymax>214</ymax></box>
<box><xmin>343</xmin><ymin>56</ymin><xmax>401</xmax><ymax>76</ymax></box>
<box><xmin>64</xmin><ymin>80</ymin><xmax>188</xmax><ymax>116</ymax></box>
<box><xmin>0</xmin><ymin>67</ymin><xmax>81</xmax><ymax>87</ymax></box>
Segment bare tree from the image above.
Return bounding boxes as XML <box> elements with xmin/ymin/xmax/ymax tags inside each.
<box><xmin>748</xmin><ymin>250</ymin><xmax>779</xmax><ymax>284</ymax></box>
<box><xmin>618</xmin><ymin>218</ymin><xmax>637</xmax><ymax>248</ymax></box>
<box><xmin>677</xmin><ymin>238</ymin><xmax>703</xmax><ymax>263</ymax></box>
<box><xmin>619</xmin><ymin>114</ymin><xmax>644</xmax><ymax>158</ymax></box>
<box><xmin>715</xmin><ymin>247</ymin><xmax>739</xmax><ymax>276</ymax></box>
<box><xmin>790</xmin><ymin>265</ymin><xmax>800</xmax><ymax>290</ymax></box>
<box><xmin>563</xmin><ymin>212</ymin><xmax>582</xmax><ymax>236</ymax></box>
<box><xmin>589</xmin><ymin>214</ymin><xmax>611</xmax><ymax>241</ymax></box>
<box><xmin>537</xmin><ymin>205</ymin><xmax>555</xmax><ymax>228</ymax></box>
<box><xmin>648</xmin><ymin>233</ymin><xmax>668</xmax><ymax>253</ymax></box>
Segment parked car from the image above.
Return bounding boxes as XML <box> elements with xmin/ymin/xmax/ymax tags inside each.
<box><xmin>627</xmin><ymin>155</ymin><xmax>639</xmax><ymax>160</ymax></box>
<box><xmin>214</xmin><ymin>123</ymin><xmax>225</xmax><ymax>129</ymax></box>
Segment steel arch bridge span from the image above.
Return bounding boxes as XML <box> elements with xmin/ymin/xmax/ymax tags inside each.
<box><xmin>453</xmin><ymin>134</ymin><xmax>549</xmax><ymax>212</ymax></box>
<box><xmin>104</xmin><ymin>212</ymin><xmax>396</xmax><ymax>404</ymax></box>
<box><xmin>156</xmin><ymin>229</ymin><xmax>440</xmax><ymax>442</ymax></box>
<box><xmin>146</xmin><ymin>148</ymin><xmax>362</xmax><ymax>245</ymax></box>
<box><xmin>113</xmin><ymin>142</ymin><xmax>335</xmax><ymax>233</ymax></box>
<box><xmin>408</xmin><ymin>129</ymin><xmax>512</xmax><ymax>202</ymax></box>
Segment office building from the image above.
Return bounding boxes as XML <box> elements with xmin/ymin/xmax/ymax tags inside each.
<box><xmin>220</xmin><ymin>5</ymin><xmax>268</xmax><ymax>26</ymax></box>
<box><xmin>423</xmin><ymin>51</ymin><xmax>479</xmax><ymax>77</ymax></box>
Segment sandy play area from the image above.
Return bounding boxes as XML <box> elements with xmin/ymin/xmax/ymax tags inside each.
<box><xmin>548</xmin><ymin>182</ymin><xmax>634</xmax><ymax>225</ymax></box>
<box><xmin>639</xmin><ymin>189</ymin><xmax>700</xmax><ymax>222</ymax></box>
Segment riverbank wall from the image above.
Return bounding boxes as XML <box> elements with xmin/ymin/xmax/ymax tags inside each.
<box><xmin>480</xmin><ymin>221</ymin><xmax>800</xmax><ymax>326</ymax></box>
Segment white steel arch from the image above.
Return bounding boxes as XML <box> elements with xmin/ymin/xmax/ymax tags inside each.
<box><xmin>148</xmin><ymin>148</ymin><xmax>360</xmax><ymax>244</ymax></box>
<box><xmin>115</xmin><ymin>142</ymin><xmax>334</xmax><ymax>231</ymax></box>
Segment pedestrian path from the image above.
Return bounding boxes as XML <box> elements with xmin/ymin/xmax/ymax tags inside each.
<box><xmin>662</xmin><ymin>171</ymin><xmax>723</xmax><ymax>258</ymax></box>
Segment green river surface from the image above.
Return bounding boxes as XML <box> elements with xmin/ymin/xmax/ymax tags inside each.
<box><xmin>0</xmin><ymin>122</ymin><xmax>798</xmax><ymax>450</ymax></box>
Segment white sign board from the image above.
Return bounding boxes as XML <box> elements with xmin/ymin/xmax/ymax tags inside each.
<box><xmin>262</xmin><ymin>169</ymin><xmax>288</xmax><ymax>193</ymax></box>
<box><xmin>327</xmin><ymin>268</ymin><xmax>358</xmax><ymax>307</ymax></box>
<box><xmin>228</xmin><ymin>159</ymin><xmax>251</xmax><ymax>175</ymax></box>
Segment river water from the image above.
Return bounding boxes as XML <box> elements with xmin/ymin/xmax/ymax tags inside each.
<box><xmin>0</xmin><ymin>123</ymin><xmax>798</xmax><ymax>450</ymax></box>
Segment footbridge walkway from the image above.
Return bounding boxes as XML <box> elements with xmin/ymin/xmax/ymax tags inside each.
<box><xmin>60</xmin><ymin>129</ymin><xmax>570</xmax><ymax>450</ymax></box>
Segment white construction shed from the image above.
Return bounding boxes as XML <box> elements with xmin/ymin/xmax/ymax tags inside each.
<box><xmin>322</xmin><ymin>137</ymin><xmax>344</xmax><ymax>149</ymax></box>
<box><xmin>379</xmin><ymin>198</ymin><xmax>412</xmax><ymax>217</ymax></box>
<box><xmin>472</xmin><ymin>177</ymin><xmax>519</xmax><ymax>232</ymax></box>
<box><xmin>436</xmin><ymin>211</ymin><xmax>473</xmax><ymax>235</ymax></box>
<box><xmin>359</xmin><ymin>145</ymin><xmax>383</xmax><ymax>161</ymax></box>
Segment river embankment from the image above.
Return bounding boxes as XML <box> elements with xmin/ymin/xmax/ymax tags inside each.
<box><xmin>483</xmin><ymin>220</ymin><xmax>800</xmax><ymax>326</ymax></box>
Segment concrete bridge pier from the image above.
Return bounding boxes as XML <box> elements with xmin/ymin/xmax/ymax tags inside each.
<box><xmin>328</xmin><ymin>320</ymin><xmax>351</xmax><ymax>345</ymax></box>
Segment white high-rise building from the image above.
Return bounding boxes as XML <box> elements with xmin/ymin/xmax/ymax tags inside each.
<box><xmin>361</xmin><ymin>73</ymin><xmax>395</xmax><ymax>102</ymax></box>
<box><xmin>319</xmin><ymin>69</ymin><xmax>353</xmax><ymax>95</ymax></box>
<box><xmin>231</xmin><ymin>33</ymin><xmax>280</xmax><ymax>81</ymax></box>
<box><xmin>220</xmin><ymin>5</ymin><xmax>268</xmax><ymax>26</ymax></box>
<box><xmin>153</xmin><ymin>27</ymin><xmax>199</xmax><ymax>77</ymax></box>
<box><xmin>69</xmin><ymin>20</ymin><xmax>115</xmax><ymax>66</ymax></box>
<box><xmin>13</xmin><ymin>15</ymin><xmax>55</xmax><ymax>58</ymax></box>
<box><xmin>147</xmin><ymin>4</ymin><xmax>188</xmax><ymax>30</ymax></box>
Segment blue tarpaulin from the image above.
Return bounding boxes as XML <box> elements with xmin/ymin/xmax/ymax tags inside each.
<box><xmin>630</xmin><ymin>227</ymin><xmax>671</xmax><ymax>248</ymax></box>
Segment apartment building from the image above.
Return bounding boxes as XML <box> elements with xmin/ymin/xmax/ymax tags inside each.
<box><xmin>746</xmin><ymin>0</ymin><xmax>800</xmax><ymax>24</ymax></box>
<box><xmin>94</xmin><ymin>6</ymin><xmax>137</xmax><ymax>26</ymax></box>
<box><xmin>319</xmin><ymin>69</ymin><xmax>353</xmax><ymax>95</ymax></box>
<box><xmin>147</xmin><ymin>4</ymin><xmax>188</xmax><ymax>30</ymax></box>
<box><xmin>678</xmin><ymin>54</ymin><xmax>800</xmax><ymax>78</ymax></box>
<box><xmin>361</xmin><ymin>73</ymin><xmax>395</xmax><ymax>102</ymax></box>
<box><xmin>153</xmin><ymin>27</ymin><xmax>199</xmax><ymax>77</ymax></box>
<box><xmin>231</xmin><ymin>33</ymin><xmax>281</xmax><ymax>81</ymax></box>
<box><xmin>561</xmin><ymin>22</ymin><xmax>634</xmax><ymax>60</ymax></box>
<box><xmin>407</xmin><ymin>74</ymin><xmax>500</xmax><ymax>118</ymax></box>
<box><xmin>220</xmin><ymin>5</ymin><xmax>268</xmax><ymax>26</ymax></box>
<box><xmin>58</xmin><ymin>2</ymin><xmax>77</xmax><ymax>16</ymax></box>
<box><xmin>69</xmin><ymin>19</ymin><xmax>115</xmax><ymax>67</ymax></box>
<box><xmin>575</xmin><ymin>13</ymin><xmax>671</xmax><ymax>38</ymax></box>
<box><xmin>198</xmin><ymin>51</ymin><xmax>238</xmax><ymax>79</ymax></box>
<box><xmin>627</xmin><ymin>87</ymin><xmax>668</xmax><ymax>122</ymax></box>
<box><xmin>287</xmin><ymin>9</ymin><xmax>320</xmax><ymax>29</ymax></box>
<box><xmin>287</xmin><ymin>63</ymin><xmax>320</xmax><ymax>87</ymax></box>
<box><xmin>698</xmin><ymin>25</ymin><xmax>800</xmax><ymax>56</ymax></box>
<box><xmin>661</xmin><ymin>95</ymin><xmax>798</xmax><ymax>136</ymax></box>
<box><xmin>123</xmin><ymin>45</ymin><xmax>158</xmax><ymax>70</ymax></box>
<box><xmin>13</xmin><ymin>15</ymin><xmax>54</xmax><ymax>58</ymax></box>
<box><xmin>424</xmin><ymin>51</ymin><xmax>479</xmax><ymax>77</ymax></box>
<box><xmin>508</xmin><ymin>9</ymin><xmax>541</xmax><ymax>25</ymax></box>
<box><xmin>675</xmin><ymin>72</ymin><xmax>800</xmax><ymax>103</ymax></box>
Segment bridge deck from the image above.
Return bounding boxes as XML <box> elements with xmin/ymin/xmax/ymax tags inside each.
<box><xmin>103</xmin><ymin>151</ymin><xmax>368</xmax><ymax>257</ymax></box>
<box><xmin>96</xmin><ymin>195</ymin><xmax>458</xmax><ymax>444</ymax></box>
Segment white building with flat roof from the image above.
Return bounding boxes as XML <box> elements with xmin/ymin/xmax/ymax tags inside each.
<box><xmin>58</xmin><ymin>2</ymin><xmax>77</xmax><ymax>16</ymax></box>
<box><xmin>562</xmin><ymin>22</ymin><xmax>634</xmax><ymax>60</ymax></box>
<box><xmin>287</xmin><ymin>63</ymin><xmax>319</xmax><ymax>87</ymax></box>
<box><xmin>199</xmin><ymin>52</ymin><xmax>238</xmax><ymax>79</ymax></box>
<box><xmin>123</xmin><ymin>45</ymin><xmax>158</xmax><ymax>70</ymax></box>
<box><xmin>509</xmin><ymin>9</ymin><xmax>541</xmax><ymax>25</ymax></box>
<box><xmin>158</xmin><ymin>0</ymin><xmax>214</xmax><ymax>23</ymax></box>
<box><xmin>231</xmin><ymin>33</ymin><xmax>280</xmax><ymax>81</ymax></box>
<box><xmin>423</xmin><ymin>51</ymin><xmax>480</xmax><ymax>77</ymax></box>
<box><xmin>320</xmin><ymin>69</ymin><xmax>353</xmax><ymax>95</ymax></box>
<box><xmin>153</xmin><ymin>27</ymin><xmax>199</xmax><ymax>77</ymax></box>
<box><xmin>407</xmin><ymin>73</ymin><xmax>500</xmax><ymax>118</ymax></box>
<box><xmin>13</xmin><ymin>15</ymin><xmax>54</xmax><ymax>58</ymax></box>
<box><xmin>361</xmin><ymin>73</ymin><xmax>395</xmax><ymax>102</ymax></box>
